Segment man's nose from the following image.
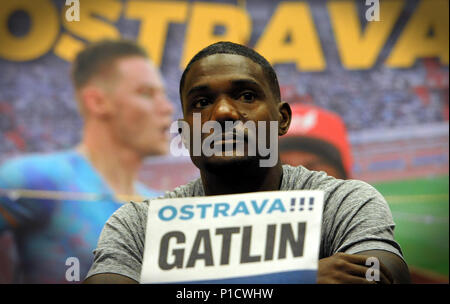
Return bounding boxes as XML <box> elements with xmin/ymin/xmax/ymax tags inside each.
<box><xmin>210</xmin><ymin>96</ymin><xmax>240</xmax><ymax>123</ymax></box>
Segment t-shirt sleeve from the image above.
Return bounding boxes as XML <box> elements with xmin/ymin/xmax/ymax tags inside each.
<box><xmin>322</xmin><ymin>179</ymin><xmax>404</xmax><ymax>260</ymax></box>
<box><xmin>85</xmin><ymin>201</ymin><xmax>148</xmax><ymax>282</ymax></box>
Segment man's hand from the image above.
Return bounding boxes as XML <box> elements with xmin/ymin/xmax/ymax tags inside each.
<box><xmin>317</xmin><ymin>252</ymin><xmax>394</xmax><ymax>284</ymax></box>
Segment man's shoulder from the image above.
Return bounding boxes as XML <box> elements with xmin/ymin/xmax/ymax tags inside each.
<box><xmin>108</xmin><ymin>178</ymin><xmax>204</xmax><ymax>226</ymax></box>
<box><xmin>0</xmin><ymin>150</ymin><xmax>79</xmax><ymax>188</ymax></box>
<box><xmin>102</xmin><ymin>200</ymin><xmax>152</xmax><ymax>238</ymax></box>
<box><xmin>0</xmin><ymin>150</ymin><xmax>76</xmax><ymax>171</ymax></box>
<box><xmin>114</xmin><ymin>200</ymin><xmax>150</xmax><ymax>220</ymax></box>
<box><xmin>281</xmin><ymin>164</ymin><xmax>337</xmax><ymax>190</ymax></box>
<box><xmin>162</xmin><ymin>177</ymin><xmax>204</xmax><ymax>198</ymax></box>
<box><xmin>282</xmin><ymin>165</ymin><xmax>381</xmax><ymax>199</ymax></box>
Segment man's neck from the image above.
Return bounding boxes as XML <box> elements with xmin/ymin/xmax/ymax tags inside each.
<box><xmin>77</xmin><ymin>127</ymin><xmax>143</xmax><ymax>198</ymax></box>
<box><xmin>200</xmin><ymin>161</ymin><xmax>283</xmax><ymax>196</ymax></box>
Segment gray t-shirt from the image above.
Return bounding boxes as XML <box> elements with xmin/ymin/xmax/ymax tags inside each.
<box><xmin>86</xmin><ymin>165</ymin><xmax>403</xmax><ymax>282</ymax></box>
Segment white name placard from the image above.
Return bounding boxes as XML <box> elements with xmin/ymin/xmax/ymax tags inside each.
<box><xmin>140</xmin><ymin>190</ymin><xmax>323</xmax><ymax>284</ymax></box>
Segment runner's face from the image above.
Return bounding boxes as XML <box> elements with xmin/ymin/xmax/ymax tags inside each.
<box><xmin>109</xmin><ymin>57</ymin><xmax>174</xmax><ymax>156</ymax></box>
<box><xmin>180</xmin><ymin>53</ymin><xmax>281</xmax><ymax>169</ymax></box>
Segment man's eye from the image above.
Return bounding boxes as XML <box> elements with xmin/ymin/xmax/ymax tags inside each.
<box><xmin>140</xmin><ymin>88</ymin><xmax>155</xmax><ymax>98</ymax></box>
<box><xmin>193</xmin><ymin>98</ymin><xmax>210</xmax><ymax>108</ymax></box>
<box><xmin>240</xmin><ymin>92</ymin><xmax>255</xmax><ymax>103</ymax></box>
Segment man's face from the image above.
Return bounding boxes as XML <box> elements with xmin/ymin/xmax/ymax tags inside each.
<box><xmin>180</xmin><ymin>53</ymin><xmax>282</xmax><ymax>170</ymax></box>
<box><xmin>107</xmin><ymin>57</ymin><xmax>173</xmax><ymax>156</ymax></box>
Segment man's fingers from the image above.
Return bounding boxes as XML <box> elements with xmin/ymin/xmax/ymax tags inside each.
<box><xmin>354</xmin><ymin>253</ymin><xmax>395</xmax><ymax>284</ymax></box>
<box><xmin>329</xmin><ymin>252</ymin><xmax>394</xmax><ymax>284</ymax></box>
<box><xmin>333</xmin><ymin>252</ymin><xmax>369</xmax><ymax>264</ymax></box>
<box><xmin>340</xmin><ymin>273</ymin><xmax>378</xmax><ymax>284</ymax></box>
<box><xmin>345</xmin><ymin>262</ymin><xmax>392</xmax><ymax>284</ymax></box>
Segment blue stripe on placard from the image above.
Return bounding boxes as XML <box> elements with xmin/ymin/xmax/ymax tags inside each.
<box><xmin>161</xmin><ymin>269</ymin><xmax>317</xmax><ymax>284</ymax></box>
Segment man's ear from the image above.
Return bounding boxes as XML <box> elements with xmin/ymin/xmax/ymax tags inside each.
<box><xmin>278</xmin><ymin>101</ymin><xmax>291</xmax><ymax>136</ymax></box>
<box><xmin>80</xmin><ymin>85</ymin><xmax>111</xmax><ymax>117</ymax></box>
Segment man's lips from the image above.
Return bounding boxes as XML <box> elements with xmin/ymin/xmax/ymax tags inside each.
<box><xmin>207</xmin><ymin>132</ymin><xmax>248</xmax><ymax>144</ymax></box>
<box><xmin>215</xmin><ymin>138</ymin><xmax>244</xmax><ymax>145</ymax></box>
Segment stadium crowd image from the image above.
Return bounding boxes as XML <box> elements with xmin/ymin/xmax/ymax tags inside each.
<box><xmin>0</xmin><ymin>0</ymin><xmax>448</xmax><ymax>285</ymax></box>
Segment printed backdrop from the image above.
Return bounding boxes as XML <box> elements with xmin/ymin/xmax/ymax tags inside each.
<box><xmin>0</xmin><ymin>0</ymin><xmax>448</xmax><ymax>281</ymax></box>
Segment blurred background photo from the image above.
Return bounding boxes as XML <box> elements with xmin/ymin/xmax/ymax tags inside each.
<box><xmin>0</xmin><ymin>0</ymin><xmax>448</xmax><ymax>283</ymax></box>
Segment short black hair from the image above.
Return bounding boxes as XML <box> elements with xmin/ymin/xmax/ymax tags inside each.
<box><xmin>179</xmin><ymin>41</ymin><xmax>281</xmax><ymax>103</ymax></box>
<box><xmin>72</xmin><ymin>39</ymin><xmax>148</xmax><ymax>89</ymax></box>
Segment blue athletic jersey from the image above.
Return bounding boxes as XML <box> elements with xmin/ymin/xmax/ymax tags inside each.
<box><xmin>0</xmin><ymin>150</ymin><xmax>160</xmax><ymax>283</ymax></box>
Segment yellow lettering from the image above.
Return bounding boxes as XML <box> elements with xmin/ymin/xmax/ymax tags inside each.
<box><xmin>0</xmin><ymin>0</ymin><xmax>59</xmax><ymax>61</ymax></box>
<box><xmin>386</xmin><ymin>0</ymin><xmax>449</xmax><ymax>67</ymax></box>
<box><xmin>53</xmin><ymin>33</ymin><xmax>85</xmax><ymax>63</ymax></box>
<box><xmin>255</xmin><ymin>2</ymin><xmax>325</xmax><ymax>71</ymax></box>
<box><xmin>54</xmin><ymin>0</ymin><xmax>122</xmax><ymax>62</ymax></box>
<box><xmin>181</xmin><ymin>3</ymin><xmax>251</xmax><ymax>68</ymax></box>
<box><xmin>328</xmin><ymin>0</ymin><xmax>404</xmax><ymax>69</ymax></box>
<box><xmin>126</xmin><ymin>1</ymin><xmax>188</xmax><ymax>67</ymax></box>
